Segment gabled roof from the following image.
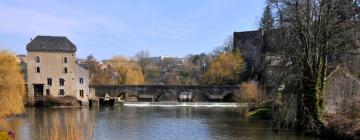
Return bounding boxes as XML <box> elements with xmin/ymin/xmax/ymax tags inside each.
<box><xmin>26</xmin><ymin>36</ymin><xmax>77</xmax><ymax>52</ymax></box>
<box><xmin>326</xmin><ymin>66</ymin><xmax>360</xmax><ymax>83</ymax></box>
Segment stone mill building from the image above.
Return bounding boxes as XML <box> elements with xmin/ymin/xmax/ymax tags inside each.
<box><xmin>26</xmin><ymin>36</ymin><xmax>89</xmax><ymax>104</ymax></box>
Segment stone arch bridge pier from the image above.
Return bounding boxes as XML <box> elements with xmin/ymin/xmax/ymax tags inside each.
<box><xmin>89</xmin><ymin>85</ymin><xmax>239</xmax><ymax>104</ymax></box>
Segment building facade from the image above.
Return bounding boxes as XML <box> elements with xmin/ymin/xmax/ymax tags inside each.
<box><xmin>324</xmin><ymin>66</ymin><xmax>360</xmax><ymax>115</ymax></box>
<box><xmin>26</xmin><ymin>36</ymin><xmax>89</xmax><ymax>104</ymax></box>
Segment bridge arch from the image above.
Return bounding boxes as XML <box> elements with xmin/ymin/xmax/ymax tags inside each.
<box><xmin>192</xmin><ymin>91</ymin><xmax>209</xmax><ymax>102</ymax></box>
<box><xmin>90</xmin><ymin>85</ymin><xmax>240</xmax><ymax>102</ymax></box>
<box><xmin>154</xmin><ymin>90</ymin><xmax>177</xmax><ymax>102</ymax></box>
<box><xmin>222</xmin><ymin>91</ymin><xmax>234</xmax><ymax>102</ymax></box>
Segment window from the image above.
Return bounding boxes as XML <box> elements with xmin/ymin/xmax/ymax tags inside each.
<box><xmin>47</xmin><ymin>78</ymin><xmax>52</xmax><ymax>86</ymax></box>
<box><xmin>36</xmin><ymin>67</ymin><xmax>40</xmax><ymax>73</ymax></box>
<box><xmin>46</xmin><ymin>89</ymin><xmax>50</xmax><ymax>95</ymax></box>
<box><xmin>64</xmin><ymin>57</ymin><xmax>68</xmax><ymax>63</ymax></box>
<box><xmin>79</xmin><ymin>90</ymin><xmax>84</xmax><ymax>98</ymax></box>
<box><xmin>79</xmin><ymin>78</ymin><xmax>84</xmax><ymax>84</ymax></box>
<box><xmin>64</xmin><ymin>67</ymin><xmax>68</xmax><ymax>74</ymax></box>
<box><xmin>35</xmin><ymin>56</ymin><xmax>40</xmax><ymax>63</ymax></box>
<box><xmin>59</xmin><ymin>78</ymin><xmax>65</xmax><ymax>86</ymax></box>
<box><xmin>59</xmin><ymin>89</ymin><xmax>65</xmax><ymax>96</ymax></box>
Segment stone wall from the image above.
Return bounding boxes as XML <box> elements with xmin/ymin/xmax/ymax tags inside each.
<box><xmin>324</xmin><ymin>67</ymin><xmax>360</xmax><ymax>115</ymax></box>
<box><xmin>75</xmin><ymin>64</ymin><xmax>89</xmax><ymax>103</ymax></box>
<box><xmin>27</xmin><ymin>51</ymin><xmax>77</xmax><ymax>104</ymax></box>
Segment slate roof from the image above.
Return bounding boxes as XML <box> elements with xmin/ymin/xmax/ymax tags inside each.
<box><xmin>26</xmin><ymin>36</ymin><xmax>77</xmax><ymax>52</ymax></box>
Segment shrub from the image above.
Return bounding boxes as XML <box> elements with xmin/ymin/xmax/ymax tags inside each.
<box><xmin>202</xmin><ymin>49</ymin><xmax>245</xmax><ymax>85</ymax></box>
<box><xmin>234</xmin><ymin>81</ymin><xmax>261</xmax><ymax>104</ymax></box>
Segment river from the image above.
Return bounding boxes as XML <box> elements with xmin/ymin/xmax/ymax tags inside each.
<box><xmin>5</xmin><ymin>103</ymin><xmax>321</xmax><ymax>140</ymax></box>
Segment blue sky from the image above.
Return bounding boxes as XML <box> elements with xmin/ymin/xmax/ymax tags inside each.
<box><xmin>0</xmin><ymin>0</ymin><xmax>265</xmax><ymax>60</ymax></box>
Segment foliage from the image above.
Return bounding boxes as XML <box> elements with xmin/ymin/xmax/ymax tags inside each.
<box><xmin>85</xmin><ymin>55</ymin><xmax>113</xmax><ymax>85</ymax></box>
<box><xmin>143</xmin><ymin>63</ymin><xmax>162</xmax><ymax>84</ymax></box>
<box><xmin>263</xmin><ymin>0</ymin><xmax>360</xmax><ymax>134</ymax></box>
<box><xmin>212</xmin><ymin>36</ymin><xmax>233</xmax><ymax>56</ymax></box>
<box><xmin>86</xmin><ymin>55</ymin><xmax>145</xmax><ymax>85</ymax></box>
<box><xmin>107</xmin><ymin>56</ymin><xmax>144</xmax><ymax>85</ymax></box>
<box><xmin>163</xmin><ymin>69</ymin><xmax>181</xmax><ymax>85</ymax></box>
<box><xmin>178</xmin><ymin>61</ymin><xmax>198</xmax><ymax>85</ymax></box>
<box><xmin>0</xmin><ymin>51</ymin><xmax>25</xmax><ymax>118</ymax></box>
<box><xmin>91</xmin><ymin>68</ymin><xmax>114</xmax><ymax>85</ymax></box>
<box><xmin>247</xmin><ymin>108</ymin><xmax>270</xmax><ymax>120</ymax></box>
<box><xmin>202</xmin><ymin>49</ymin><xmax>245</xmax><ymax>85</ymax></box>
<box><xmin>134</xmin><ymin>49</ymin><xmax>150</xmax><ymax>72</ymax></box>
<box><xmin>0</xmin><ymin>51</ymin><xmax>25</xmax><ymax>133</ymax></box>
<box><xmin>0</xmin><ymin>131</ymin><xmax>12</xmax><ymax>140</ymax></box>
<box><xmin>234</xmin><ymin>81</ymin><xmax>261</xmax><ymax>104</ymax></box>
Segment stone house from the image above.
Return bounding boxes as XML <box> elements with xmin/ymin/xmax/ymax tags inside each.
<box><xmin>324</xmin><ymin>66</ymin><xmax>360</xmax><ymax>115</ymax></box>
<box><xmin>26</xmin><ymin>36</ymin><xmax>89</xmax><ymax>104</ymax></box>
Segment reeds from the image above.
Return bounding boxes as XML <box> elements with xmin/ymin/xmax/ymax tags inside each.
<box><xmin>39</xmin><ymin>110</ymin><xmax>94</xmax><ymax>140</ymax></box>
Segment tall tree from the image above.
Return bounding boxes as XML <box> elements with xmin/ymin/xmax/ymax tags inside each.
<box><xmin>0</xmin><ymin>51</ymin><xmax>25</xmax><ymax>118</ymax></box>
<box><xmin>202</xmin><ymin>49</ymin><xmax>245</xmax><ymax>85</ymax></box>
<box><xmin>107</xmin><ymin>56</ymin><xmax>144</xmax><ymax>85</ymax></box>
<box><xmin>264</xmin><ymin>0</ymin><xmax>359</xmax><ymax>133</ymax></box>
<box><xmin>134</xmin><ymin>50</ymin><xmax>150</xmax><ymax>72</ymax></box>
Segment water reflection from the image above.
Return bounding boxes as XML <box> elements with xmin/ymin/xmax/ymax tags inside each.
<box><xmin>7</xmin><ymin>108</ymin><xmax>95</xmax><ymax>140</ymax></box>
<box><xmin>5</xmin><ymin>105</ymin><xmax>320</xmax><ymax>140</ymax></box>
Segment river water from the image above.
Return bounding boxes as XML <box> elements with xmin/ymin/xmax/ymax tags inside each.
<box><xmin>5</xmin><ymin>103</ymin><xmax>321</xmax><ymax>140</ymax></box>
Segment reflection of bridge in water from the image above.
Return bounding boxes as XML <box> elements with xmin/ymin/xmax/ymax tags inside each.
<box><xmin>90</xmin><ymin>85</ymin><xmax>239</xmax><ymax>104</ymax></box>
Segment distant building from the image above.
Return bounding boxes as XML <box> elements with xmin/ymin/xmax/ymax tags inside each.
<box><xmin>324</xmin><ymin>66</ymin><xmax>360</xmax><ymax>115</ymax></box>
<box><xmin>16</xmin><ymin>54</ymin><xmax>27</xmax><ymax>64</ymax></box>
<box><xmin>26</xmin><ymin>36</ymin><xmax>89</xmax><ymax>104</ymax></box>
<box><xmin>147</xmin><ymin>56</ymin><xmax>187</xmax><ymax>67</ymax></box>
<box><xmin>233</xmin><ymin>30</ymin><xmax>264</xmax><ymax>81</ymax></box>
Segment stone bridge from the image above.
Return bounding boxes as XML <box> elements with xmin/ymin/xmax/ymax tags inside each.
<box><xmin>89</xmin><ymin>85</ymin><xmax>240</xmax><ymax>102</ymax></box>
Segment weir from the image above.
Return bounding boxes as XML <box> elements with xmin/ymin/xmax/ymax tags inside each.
<box><xmin>123</xmin><ymin>102</ymin><xmax>247</xmax><ymax>107</ymax></box>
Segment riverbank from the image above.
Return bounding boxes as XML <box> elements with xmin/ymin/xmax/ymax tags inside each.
<box><xmin>247</xmin><ymin>107</ymin><xmax>271</xmax><ymax>120</ymax></box>
<box><xmin>33</xmin><ymin>96</ymin><xmax>83</xmax><ymax>107</ymax></box>
<box><xmin>239</xmin><ymin>104</ymin><xmax>360</xmax><ymax>139</ymax></box>
<box><xmin>321</xmin><ymin>115</ymin><xmax>360</xmax><ymax>140</ymax></box>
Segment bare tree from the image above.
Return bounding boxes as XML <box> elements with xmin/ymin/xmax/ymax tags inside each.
<box><xmin>134</xmin><ymin>49</ymin><xmax>150</xmax><ymax>71</ymax></box>
<box><xmin>263</xmin><ymin>0</ymin><xmax>359</xmax><ymax>134</ymax></box>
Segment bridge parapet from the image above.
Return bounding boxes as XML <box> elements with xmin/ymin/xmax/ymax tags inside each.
<box><xmin>89</xmin><ymin>85</ymin><xmax>240</xmax><ymax>102</ymax></box>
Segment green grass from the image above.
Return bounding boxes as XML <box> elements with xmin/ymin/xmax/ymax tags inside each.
<box><xmin>247</xmin><ymin>108</ymin><xmax>270</xmax><ymax>120</ymax></box>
